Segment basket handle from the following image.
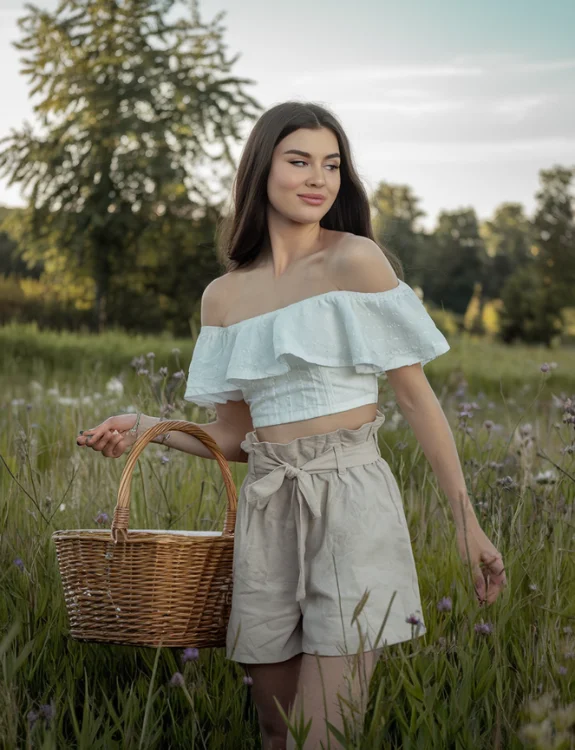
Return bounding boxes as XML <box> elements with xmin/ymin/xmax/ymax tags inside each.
<box><xmin>111</xmin><ymin>420</ymin><xmax>239</xmax><ymax>544</ymax></box>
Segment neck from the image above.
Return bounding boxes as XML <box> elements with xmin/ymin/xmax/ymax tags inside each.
<box><xmin>263</xmin><ymin>205</ymin><xmax>325</xmax><ymax>278</ymax></box>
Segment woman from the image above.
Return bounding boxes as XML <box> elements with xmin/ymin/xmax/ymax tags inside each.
<box><xmin>77</xmin><ymin>101</ymin><xmax>506</xmax><ymax>750</ymax></box>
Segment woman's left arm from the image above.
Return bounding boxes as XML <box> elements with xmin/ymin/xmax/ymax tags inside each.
<box><xmin>386</xmin><ymin>363</ymin><xmax>507</xmax><ymax>606</ymax></box>
<box><xmin>329</xmin><ymin>236</ymin><xmax>506</xmax><ymax>606</ymax></box>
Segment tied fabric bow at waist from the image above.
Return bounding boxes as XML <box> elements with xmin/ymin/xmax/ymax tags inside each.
<box><xmin>244</xmin><ymin>439</ymin><xmax>382</xmax><ymax>602</ymax></box>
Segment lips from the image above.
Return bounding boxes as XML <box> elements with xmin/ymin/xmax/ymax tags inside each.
<box><xmin>298</xmin><ymin>194</ymin><xmax>326</xmax><ymax>205</ymax></box>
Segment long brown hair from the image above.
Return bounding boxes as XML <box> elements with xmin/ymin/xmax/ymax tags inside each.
<box><xmin>216</xmin><ymin>101</ymin><xmax>403</xmax><ymax>278</ymax></box>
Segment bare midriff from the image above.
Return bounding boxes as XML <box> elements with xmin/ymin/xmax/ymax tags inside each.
<box><xmin>254</xmin><ymin>402</ymin><xmax>378</xmax><ymax>444</ymax></box>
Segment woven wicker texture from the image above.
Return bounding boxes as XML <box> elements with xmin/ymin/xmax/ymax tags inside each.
<box><xmin>52</xmin><ymin>420</ymin><xmax>237</xmax><ymax>648</ymax></box>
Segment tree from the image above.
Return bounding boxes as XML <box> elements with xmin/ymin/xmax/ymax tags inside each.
<box><xmin>481</xmin><ymin>202</ymin><xmax>533</xmax><ymax>300</ymax></box>
<box><xmin>532</xmin><ymin>165</ymin><xmax>575</xmax><ymax>308</ymax></box>
<box><xmin>423</xmin><ymin>208</ymin><xmax>487</xmax><ymax>315</ymax></box>
<box><xmin>371</xmin><ymin>182</ymin><xmax>425</xmax><ymax>283</ymax></box>
<box><xmin>0</xmin><ymin>0</ymin><xmax>262</xmax><ymax>331</ymax></box>
<box><xmin>499</xmin><ymin>264</ymin><xmax>563</xmax><ymax>346</ymax></box>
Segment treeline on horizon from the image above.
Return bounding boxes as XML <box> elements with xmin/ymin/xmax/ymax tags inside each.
<box><xmin>0</xmin><ymin>0</ymin><xmax>573</xmax><ymax>346</ymax></box>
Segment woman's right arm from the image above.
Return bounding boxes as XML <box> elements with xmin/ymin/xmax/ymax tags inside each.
<box><xmin>77</xmin><ymin>406</ymin><xmax>251</xmax><ymax>463</ymax></box>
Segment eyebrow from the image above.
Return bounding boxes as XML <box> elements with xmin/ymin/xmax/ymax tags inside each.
<box><xmin>283</xmin><ymin>149</ymin><xmax>341</xmax><ymax>159</ymax></box>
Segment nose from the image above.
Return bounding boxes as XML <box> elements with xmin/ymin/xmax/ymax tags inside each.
<box><xmin>306</xmin><ymin>163</ymin><xmax>325</xmax><ymax>188</ymax></box>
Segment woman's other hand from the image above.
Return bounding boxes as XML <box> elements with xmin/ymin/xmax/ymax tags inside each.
<box><xmin>456</xmin><ymin>519</ymin><xmax>507</xmax><ymax>606</ymax></box>
<box><xmin>76</xmin><ymin>414</ymin><xmax>139</xmax><ymax>458</ymax></box>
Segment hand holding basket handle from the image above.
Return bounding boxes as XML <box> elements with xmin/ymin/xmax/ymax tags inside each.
<box><xmin>76</xmin><ymin>413</ymin><xmax>140</xmax><ymax>458</ymax></box>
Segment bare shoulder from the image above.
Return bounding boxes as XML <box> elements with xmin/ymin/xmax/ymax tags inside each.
<box><xmin>329</xmin><ymin>234</ymin><xmax>399</xmax><ymax>293</ymax></box>
<box><xmin>200</xmin><ymin>273</ymin><xmax>236</xmax><ymax>327</ymax></box>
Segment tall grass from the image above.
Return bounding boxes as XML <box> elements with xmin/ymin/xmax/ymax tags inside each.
<box><xmin>1</xmin><ymin>324</ymin><xmax>574</xmax><ymax>748</ymax></box>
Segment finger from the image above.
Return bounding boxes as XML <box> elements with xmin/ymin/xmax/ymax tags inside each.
<box><xmin>486</xmin><ymin>561</ymin><xmax>507</xmax><ymax>588</ymax></box>
<box><xmin>88</xmin><ymin>429</ymin><xmax>117</xmax><ymax>452</ymax></box>
<box><xmin>82</xmin><ymin>426</ymin><xmax>109</xmax><ymax>448</ymax></box>
<box><xmin>484</xmin><ymin>572</ymin><xmax>507</xmax><ymax>605</ymax></box>
<box><xmin>474</xmin><ymin>570</ymin><xmax>487</xmax><ymax>604</ymax></box>
<box><xmin>112</xmin><ymin>437</ymin><xmax>129</xmax><ymax>458</ymax></box>
<box><xmin>103</xmin><ymin>432</ymin><xmax>125</xmax><ymax>458</ymax></box>
<box><xmin>77</xmin><ymin>428</ymin><xmax>98</xmax><ymax>446</ymax></box>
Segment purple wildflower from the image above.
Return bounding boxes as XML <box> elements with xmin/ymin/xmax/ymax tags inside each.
<box><xmin>27</xmin><ymin>710</ymin><xmax>39</xmax><ymax>729</ymax></box>
<box><xmin>181</xmin><ymin>647</ymin><xmax>199</xmax><ymax>663</ymax></box>
<box><xmin>95</xmin><ymin>512</ymin><xmax>109</xmax><ymax>525</ymax></box>
<box><xmin>39</xmin><ymin>703</ymin><xmax>55</xmax><ymax>727</ymax></box>
<box><xmin>158</xmin><ymin>366</ymin><xmax>168</xmax><ymax>378</ymax></box>
<box><xmin>474</xmin><ymin>622</ymin><xmax>493</xmax><ymax>635</ymax></box>
<box><xmin>406</xmin><ymin>613</ymin><xmax>422</xmax><ymax>626</ymax></box>
<box><xmin>540</xmin><ymin>363</ymin><xmax>550</xmax><ymax>373</ymax></box>
<box><xmin>483</xmin><ymin>420</ymin><xmax>494</xmax><ymax>430</ymax></box>
<box><xmin>243</xmin><ymin>675</ymin><xmax>254</xmax><ymax>686</ymax></box>
<box><xmin>160</xmin><ymin>455</ymin><xmax>170</xmax><ymax>465</ymax></box>
<box><xmin>137</xmin><ymin>368</ymin><xmax>149</xmax><ymax>376</ymax></box>
<box><xmin>146</xmin><ymin>352</ymin><xmax>156</xmax><ymax>360</ymax></box>
<box><xmin>169</xmin><ymin>672</ymin><xmax>185</xmax><ymax>687</ymax></box>
<box><xmin>497</xmin><ymin>476</ymin><xmax>517</xmax><ymax>491</ymax></box>
<box><xmin>557</xmin><ymin>665</ymin><xmax>567</xmax><ymax>675</ymax></box>
<box><xmin>437</xmin><ymin>596</ymin><xmax>452</xmax><ymax>612</ymax></box>
<box><xmin>14</xmin><ymin>557</ymin><xmax>25</xmax><ymax>572</ymax></box>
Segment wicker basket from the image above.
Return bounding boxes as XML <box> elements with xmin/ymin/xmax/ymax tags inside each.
<box><xmin>52</xmin><ymin>420</ymin><xmax>237</xmax><ymax>649</ymax></box>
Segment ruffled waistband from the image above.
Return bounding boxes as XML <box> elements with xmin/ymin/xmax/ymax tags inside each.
<box><xmin>240</xmin><ymin>408</ymin><xmax>386</xmax><ymax>465</ymax></box>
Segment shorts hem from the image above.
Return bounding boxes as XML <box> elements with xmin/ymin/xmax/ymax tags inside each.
<box><xmin>224</xmin><ymin>627</ymin><xmax>427</xmax><ymax>663</ymax></box>
<box><xmin>225</xmin><ymin>646</ymin><xmax>304</xmax><ymax>665</ymax></box>
<box><xmin>302</xmin><ymin>626</ymin><xmax>427</xmax><ymax>656</ymax></box>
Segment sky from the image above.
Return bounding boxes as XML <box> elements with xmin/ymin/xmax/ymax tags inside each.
<box><xmin>0</xmin><ymin>0</ymin><xmax>574</xmax><ymax>230</ymax></box>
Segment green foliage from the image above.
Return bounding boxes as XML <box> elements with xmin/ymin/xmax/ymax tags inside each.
<box><xmin>532</xmin><ymin>166</ymin><xmax>575</xmax><ymax>309</ymax></box>
<box><xmin>425</xmin><ymin>208</ymin><xmax>488</xmax><ymax>315</ymax></box>
<box><xmin>372</xmin><ymin>182</ymin><xmax>426</xmax><ymax>284</ymax></box>
<box><xmin>481</xmin><ymin>202</ymin><xmax>534</xmax><ymax>300</ymax></box>
<box><xmin>499</xmin><ymin>265</ymin><xmax>564</xmax><ymax>346</ymax></box>
<box><xmin>0</xmin><ymin>0</ymin><xmax>262</xmax><ymax>330</ymax></box>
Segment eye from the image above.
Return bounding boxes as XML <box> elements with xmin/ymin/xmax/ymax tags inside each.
<box><xmin>289</xmin><ymin>161</ymin><xmax>340</xmax><ymax>171</ymax></box>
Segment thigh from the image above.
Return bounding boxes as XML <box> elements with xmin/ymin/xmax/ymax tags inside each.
<box><xmin>243</xmin><ymin>654</ymin><xmax>303</xmax><ymax>744</ymax></box>
<box><xmin>287</xmin><ymin>649</ymin><xmax>383</xmax><ymax>750</ymax></box>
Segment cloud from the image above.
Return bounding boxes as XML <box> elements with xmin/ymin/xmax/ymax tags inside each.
<box><xmin>292</xmin><ymin>57</ymin><xmax>575</xmax><ymax>87</ymax></box>
<box><xmin>509</xmin><ymin>59</ymin><xmax>575</xmax><ymax>73</ymax></box>
<box><xmin>293</xmin><ymin>63</ymin><xmax>484</xmax><ymax>86</ymax></box>
<box><xmin>493</xmin><ymin>95</ymin><xmax>550</xmax><ymax>120</ymax></box>
<box><xmin>336</xmin><ymin>94</ymin><xmax>552</xmax><ymax>120</ymax></box>
<box><xmin>337</xmin><ymin>99</ymin><xmax>464</xmax><ymax>115</ymax></box>
<box><xmin>364</xmin><ymin>137</ymin><xmax>575</xmax><ymax>164</ymax></box>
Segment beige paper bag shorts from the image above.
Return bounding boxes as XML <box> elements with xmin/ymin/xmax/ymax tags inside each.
<box><xmin>225</xmin><ymin>409</ymin><xmax>426</xmax><ymax>664</ymax></box>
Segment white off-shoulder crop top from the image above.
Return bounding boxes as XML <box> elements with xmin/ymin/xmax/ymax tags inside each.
<box><xmin>184</xmin><ymin>280</ymin><xmax>450</xmax><ymax>428</ymax></box>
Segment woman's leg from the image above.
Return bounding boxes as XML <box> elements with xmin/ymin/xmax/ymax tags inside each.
<box><xmin>242</xmin><ymin>653</ymin><xmax>304</xmax><ymax>750</ymax></box>
<box><xmin>286</xmin><ymin>649</ymin><xmax>383</xmax><ymax>750</ymax></box>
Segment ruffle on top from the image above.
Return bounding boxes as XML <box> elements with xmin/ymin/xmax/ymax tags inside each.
<box><xmin>184</xmin><ymin>280</ymin><xmax>451</xmax><ymax>407</ymax></box>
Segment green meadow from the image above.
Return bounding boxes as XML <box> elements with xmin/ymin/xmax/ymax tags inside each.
<box><xmin>1</xmin><ymin>323</ymin><xmax>574</xmax><ymax>749</ymax></box>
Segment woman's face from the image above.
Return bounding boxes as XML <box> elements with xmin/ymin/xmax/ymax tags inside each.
<box><xmin>266</xmin><ymin>127</ymin><xmax>341</xmax><ymax>224</ymax></box>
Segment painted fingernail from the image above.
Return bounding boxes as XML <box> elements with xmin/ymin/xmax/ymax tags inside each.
<box><xmin>79</xmin><ymin>431</ymin><xmax>84</xmax><ymax>435</ymax></box>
